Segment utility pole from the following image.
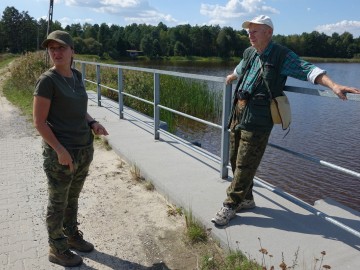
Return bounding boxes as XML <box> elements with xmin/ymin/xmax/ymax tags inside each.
<box><xmin>46</xmin><ymin>0</ymin><xmax>54</xmax><ymax>65</ymax></box>
<box><xmin>47</xmin><ymin>0</ymin><xmax>54</xmax><ymax>35</ymax></box>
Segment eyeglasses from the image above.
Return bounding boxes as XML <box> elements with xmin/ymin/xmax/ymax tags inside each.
<box><xmin>48</xmin><ymin>45</ymin><xmax>69</xmax><ymax>53</ymax></box>
<box><xmin>247</xmin><ymin>30</ymin><xmax>263</xmax><ymax>35</ymax></box>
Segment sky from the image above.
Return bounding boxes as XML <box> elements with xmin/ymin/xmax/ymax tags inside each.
<box><xmin>2</xmin><ymin>0</ymin><xmax>360</xmax><ymax>37</ymax></box>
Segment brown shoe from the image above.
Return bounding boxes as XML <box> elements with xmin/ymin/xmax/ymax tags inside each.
<box><xmin>49</xmin><ymin>247</ymin><xmax>83</xmax><ymax>267</ymax></box>
<box><xmin>68</xmin><ymin>230</ymin><xmax>94</xmax><ymax>252</ymax></box>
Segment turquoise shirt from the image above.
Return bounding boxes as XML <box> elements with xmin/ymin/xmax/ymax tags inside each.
<box><xmin>235</xmin><ymin>41</ymin><xmax>324</xmax><ymax>92</ymax></box>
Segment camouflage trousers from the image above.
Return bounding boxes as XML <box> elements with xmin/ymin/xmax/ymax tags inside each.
<box><xmin>42</xmin><ymin>143</ymin><xmax>94</xmax><ymax>252</ymax></box>
<box><xmin>224</xmin><ymin>102</ymin><xmax>271</xmax><ymax>207</ymax></box>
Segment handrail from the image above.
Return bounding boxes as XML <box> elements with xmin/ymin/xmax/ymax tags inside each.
<box><xmin>75</xmin><ymin>59</ymin><xmax>360</xmax><ymax>238</ymax></box>
<box><xmin>158</xmin><ymin>104</ymin><xmax>222</xmax><ymax>129</ymax></box>
<box><xmin>254</xmin><ymin>177</ymin><xmax>360</xmax><ymax>238</ymax></box>
<box><xmin>268</xmin><ymin>143</ymin><xmax>360</xmax><ymax>179</ymax></box>
<box><xmin>74</xmin><ymin>59</ymin><xmax>360</xmax><ymax>178</ymax></box>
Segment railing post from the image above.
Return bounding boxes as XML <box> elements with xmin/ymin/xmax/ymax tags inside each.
<box><xmin>81</xmin><ymin>63</ymin><xmax>86</xmax><ymax>87</ymax></box>
<box><xmin>118</xmin><ymin>68</ymin><xmax>124</xmax><ymax>119</ymax></box>
<box><xmin>220</xmin><ymin>83</ymin><xmax>232</xmax><ymax>179</ymax></box>
<box><xmin>96</xmin><ymin>64</ymin><xmax>101</xmax><ymax>106</ymax></box>
<box><xmin>154</xmin><ymin>73</ymin><xmax>160</xmax><ymax>140</ymax></box>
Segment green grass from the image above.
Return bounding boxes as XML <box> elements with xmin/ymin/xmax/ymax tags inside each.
<box><xmin>0</xmin><ymin>53</ymin><xmax>18</xmax><ymax>69</ymax></box>
<box><xmin>184</xmin><ymin>208</ymin><xmax>208</xmax><ymax>244</ymax></box>
<box><xmin>1</xmin><ymin>52</ymin><xmax>49</xmax><ymax>118</ymax></box>
<box><xmin>3</xmin><ymin>80</ymin><xmax>34</xmax><ymax>116</ymax></box>
<box><xmin>73</xmin><ymin>61</ymin><xmax>223</xmax><ymax>132</ymax></box>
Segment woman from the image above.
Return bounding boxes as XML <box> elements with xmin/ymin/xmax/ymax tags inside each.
<box><xmin>33</xmin><ymin>30</ymin><xmax>108</xmax><ymax>267</ymax></box>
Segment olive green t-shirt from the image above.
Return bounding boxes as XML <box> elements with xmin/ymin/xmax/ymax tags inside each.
<box><xmin>34</xmin><ymin>68</ymin><xmax>93</xmax><ymax>148</ymax></box>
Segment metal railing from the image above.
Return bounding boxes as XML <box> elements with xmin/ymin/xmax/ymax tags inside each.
<box><xmin>74</xmin><ymin>60</ymin><xmax>360</xmax><ymax>238</ymax></box>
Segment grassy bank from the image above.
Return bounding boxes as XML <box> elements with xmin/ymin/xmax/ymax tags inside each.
<box><xmin>74</xmin><ymin>58</ymin><xmax>223</xmax><ymax>132</ymax></box>
<box><xmin>1</xmin><ymin>52</ymin><xmax>223</xmax><ymax>132</ymax></box>
<box><xmin>2</xmin><ymin>52</ymin><xmax>48</xmax><ymax>116</ymax></box>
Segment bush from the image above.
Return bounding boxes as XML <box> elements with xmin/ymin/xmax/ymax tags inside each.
<box><xmin>10</xmin><ymin>51</ymin><xmax>49</xmax><ymax>94</ymax></box>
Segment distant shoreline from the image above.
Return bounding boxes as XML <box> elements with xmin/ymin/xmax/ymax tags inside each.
<box><xmin>75</xmin><ymin>54</ymin><xmax>360</xmax><ymax>64</ymax></box>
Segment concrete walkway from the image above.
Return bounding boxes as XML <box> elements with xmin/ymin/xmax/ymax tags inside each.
<box><xmin>1</xmin><ymin>90</ymin><xmax>359</xmax><ymax>269</ymax></box>
<box><xmin>85</xmin><ymin>93</ymin><xmax>360</xmax><ymax>269</ymax></box>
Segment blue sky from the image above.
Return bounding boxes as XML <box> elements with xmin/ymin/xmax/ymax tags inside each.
<box><xmin>2</xmin><ymin>0</ymin><xmax>360</xmax><ymax>37</ymax></box>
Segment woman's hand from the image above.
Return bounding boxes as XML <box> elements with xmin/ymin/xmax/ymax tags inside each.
<box><xmin>56</xmin><ymin>146</ymin><xmax>74</xmax><ymax>172</ymax></box>
<box><xmin>90</xmin><ymin>122</ymin><xmax>109</xmax><ymax>136</ymax></box>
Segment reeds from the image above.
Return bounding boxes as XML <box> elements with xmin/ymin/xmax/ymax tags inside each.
<box><xmin>75</xmin><ymin>62</ymin><xmax>223</xmax><ymax>132</ymax></box>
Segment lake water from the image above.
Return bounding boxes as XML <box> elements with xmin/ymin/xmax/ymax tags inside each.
<box><xmin>121</xmin><ymin>61</ymin><xmax>360</xmax><ymax>212</ymax></box>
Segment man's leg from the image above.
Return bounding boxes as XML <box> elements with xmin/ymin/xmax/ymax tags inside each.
<box><xmin>224</xmin><ymin>129</ymin><xmax>271</xmax><ymax>208</ymax></box>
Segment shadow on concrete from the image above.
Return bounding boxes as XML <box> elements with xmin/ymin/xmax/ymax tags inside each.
<box><xmin>69</xmin><ymin>249</ymin><xmax>170</xmax><ymax>269</ymax></box>
<box><xmin>224</xmin><ymin>191</ymin><xmax>360</xmax><ymax>251</ymax></box>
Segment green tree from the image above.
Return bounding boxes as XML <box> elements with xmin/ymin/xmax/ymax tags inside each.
<box><xmin>108</xmin><ymin>28</ymin><xmax>127</xmax><ymax>58</ymax></box>
<box><xmin>152</xmin><ymin>39</ymin><xmax>162</xmax><ymax>57</ymax></box>
<box><xmin>83</xmin><ymin>23</ymin><xmax>97</xmax><ymax>39</ymax></box>
<box><xmin>140</xmin><ymin>34</ymin><xmax>153</xmax><ymax>57</ymax></box>
<box><xmin>125</xmin><ymin>23</ymin><xmax>142</xmax><ymax>49</ymax></box>
<box><xmin>216</xmin><ymin>27</ymin><xmax>236</xmax><ymax>57</ymax></box>
<box><xmin>68</xmin><ymin>23</ymin><xmax>82</xmax><ymax>37</ymax></box>
<box><xmin>98</xmin><ymin>23</ymin><xmax>111</xmax><ymax>55</ymax></box>
<box><xmin>340</xmin><ymin>32</ymin><xmax>354</xmax><ymax>58</ymax></box>
<box><xmin>1</xmin><ymin>6</ymin><xmax>23</xmax><ymax>53</ymax></box>
<box><xmin>83</xmin><ymin>37</ymin><xmax>102</xmax><ymax>55</ymax></box>
<box><xmin>174</xmin><ymin>41</ymin><xmax>187</xmax><ymax>56</ymax></box>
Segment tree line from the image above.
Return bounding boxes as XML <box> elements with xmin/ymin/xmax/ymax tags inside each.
<box><xmin>1</xmin><ymin>6</ymin><xmax>360</xmax><ymax>59</ymax></box>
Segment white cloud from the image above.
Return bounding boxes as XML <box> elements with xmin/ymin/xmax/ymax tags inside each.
<box><xmin>59</xmin><ymin>0</ymin><xmax>177</xmax><ymax>25</ymax></box>
<box><xmin>124</xmin><ymin>10</ymin><xmax>177</xmax><ymax>25</ymax></box>
<box><xmin>200</xmin><ymin>0</ymin><xmax>279</xmax><ymax>26</ymax></box>
<box><xmin>55</xmin><ymin>0</ymin><xmax>280</xmax><ymax>28</ymax></box>
<box><xmin>315</xmin><ymin>20</ymin><xmax>360</xmax><ymax>36</ymax></box>
<box><xmin>58</xmin><ymin>16</ymin><xmax>103</xmax><ymax>28</ymax></box>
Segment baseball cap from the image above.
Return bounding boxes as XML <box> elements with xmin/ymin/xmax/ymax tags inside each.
<box><xmin>242</xmin><ymin>15</ymin><xmax>274</xmax><ymax>30</ymax></box>
<box><xmin>41</xmin><ymin>30</ymin><xmax>74</xmax><ymax>49</ymax></box>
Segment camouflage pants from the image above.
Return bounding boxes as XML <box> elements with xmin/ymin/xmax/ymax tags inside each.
<box><xmin>43</xmin><ymin>144</ymin><xmax>94</xmax><ymax>252</ymax></box>
<box><xmin>224</xmin><ymin>102</ymin><xmax>271</xmax><ymax>207</ymax></box>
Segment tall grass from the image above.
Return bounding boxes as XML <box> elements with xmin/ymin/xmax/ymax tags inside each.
<box><xmin>2</xmin><ymin>51</ymin><xmax>49</xmax><ymax>116</ymax></box>
<box><xmin>2</xmin><ymin>51</ymin><xmax>223</xmax><ymax>130</ymax></box>
<box><xmin>74</xmin><ymin>62</ymin><xmax>223</xmax><ymax>132</ymax></box>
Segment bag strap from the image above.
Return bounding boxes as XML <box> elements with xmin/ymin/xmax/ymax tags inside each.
<box><xmin>227</xmin><ymin>50</ymin><xmax>256</xmax><ymax>129</ymax></box>
<box><xmin>258</xmin><ymin>58</ymin><xmax>274</xmax><ymax>100</ymax></box>
<box><xmin>259</xmin><ymin>58</ymin><xmax>290</xmax><ymax>135</ymax></box>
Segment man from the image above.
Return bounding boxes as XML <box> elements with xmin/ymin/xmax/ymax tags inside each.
<box><xmin>211</xmin><ymin>15</ymin><xmax>360</xmax><ymax>226</ymax></box>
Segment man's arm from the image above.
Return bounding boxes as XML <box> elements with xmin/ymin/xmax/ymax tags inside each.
<box><xmin>315</xmin><ymin>73</ymin><xmax>360</xmax><ymax>100</ymax></box>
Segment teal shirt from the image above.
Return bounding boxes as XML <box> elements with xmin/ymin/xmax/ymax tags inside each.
<box><xmin>236</xmin><ymin>41</ymin><xmax>319</xmax><ymax>93</ymax></box>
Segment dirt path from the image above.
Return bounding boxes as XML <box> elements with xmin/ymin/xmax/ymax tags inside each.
<box><xmin>0</xmin><ymin>61</ymin><xmax>204</xmax><ymax>270</ymax></box>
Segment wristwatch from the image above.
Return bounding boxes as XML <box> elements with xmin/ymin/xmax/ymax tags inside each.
<box><xmin>88</xmin><ymin>120</ymin><xmax>98</xmax><ymax>127</ymax></box>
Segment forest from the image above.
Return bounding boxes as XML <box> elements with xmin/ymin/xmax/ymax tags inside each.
<box><xmin>1</xmin><ymin>6</ymin><xmax>360</xmax><ymax>60</ymax></box>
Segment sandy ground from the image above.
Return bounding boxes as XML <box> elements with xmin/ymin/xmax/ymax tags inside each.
<box><xmin>0</xmin><ymin>62</ymin><xmax>208</xmax><ymax>269</ymax></box>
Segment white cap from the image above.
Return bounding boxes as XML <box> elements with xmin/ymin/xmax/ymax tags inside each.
<box><xmin>242</xmin><ymin>15</ymin><xmax>274</xmax><ymax>30</ymax></box>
